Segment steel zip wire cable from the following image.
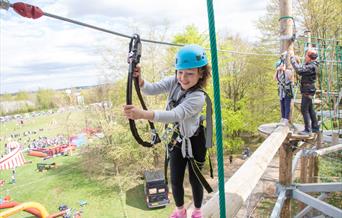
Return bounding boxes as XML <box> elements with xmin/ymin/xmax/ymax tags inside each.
<box><xmin>1</xmin><ymin>1</ymin><xmax>279</xmax><ymax>57</ymax></box>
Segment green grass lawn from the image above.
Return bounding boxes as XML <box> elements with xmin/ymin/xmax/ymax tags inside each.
<box><xmin>1</xmin><ymin>154</ymin><xmax>173</xmax><ymax>217</ymax></box>
<box><xmin>0</xmin><ymin>111</ymin><xmax>174</xmax><ymax>218</ymax></box>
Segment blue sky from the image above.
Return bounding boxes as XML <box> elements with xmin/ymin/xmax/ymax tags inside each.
<box><xmin>0</xmin><ymin>0</ymin><xmax>268</xmax><ymax>94</ymax></box>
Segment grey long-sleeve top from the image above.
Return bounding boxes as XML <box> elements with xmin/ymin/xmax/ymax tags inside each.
<box><xmin>141</xmin><ymin>76</ymin><xmax>205</xmax><ymax>157</ymax></box>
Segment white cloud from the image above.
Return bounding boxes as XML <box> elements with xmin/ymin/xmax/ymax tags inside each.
<box><xmin>0</xmin><ymin>0</ymin><xmax>268</xmax><ymax>93</ymax></box>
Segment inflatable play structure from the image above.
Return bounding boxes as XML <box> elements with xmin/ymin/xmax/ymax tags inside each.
<box><xmin>28</xmin><ymin>150</ymin><xmax>48</xmax><ymax>158</ymax></box>
<box><xmin>83</xmin><ymin>127</ymin><xmax>101</xmax><ymax>136</ymax></box>
<box><xmin>0</xmin><ymin>144</ymin><xmax>25</xmax><ymax>170</ymax></box>
<box><xmin>28</xmin><ymin>144</ymin><xmax>76</xmax><ymax>158</ymax></box>
<box><xmin>28</xmin><ymin>133</ymin><xmax>88</xmax><ymax>158</ymax></box>
<box><xmin>69</xmin><ymin>134</ymin><xmax>87</xmax><ymax>147</ymax></box>
<box><xmin>0</xmin><ymin>201</ymin><xmax>43</xmax><ymax>217</ymax></box>
<box><xmin>0</xmin><ymin>200</ymin><xmax>84</xmax><ymax>218</ymax></box>
<box><xmin>4</xmin><ymin>141</ymin><xmax>20</xmax><ymax>152</ymax></box>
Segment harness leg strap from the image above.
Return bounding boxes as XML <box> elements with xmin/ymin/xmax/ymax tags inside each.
<box><xmin>208</xmin><ymin>149</ymin><xmax>214</xmax><ymax>178</ymax></box>
<box><xmin>164</xmin><ymin>149</ymin><xmax>169</xmax><ymax>185</ymax></box>
<box><xmin>189</xmin><ymin>158</ymin><xmax>213</xmax><ymax>193</ymax></box>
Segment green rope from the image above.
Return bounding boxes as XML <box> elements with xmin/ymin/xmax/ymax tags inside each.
<box><xmin>206</xmin><ymin>0</ymin><xmax>226</xmax><ymax>217</ymax></box>
<box><xmin>279</xmin><ymin>15</ymin><xmax>294</xmax><ymax>21</ymax></box>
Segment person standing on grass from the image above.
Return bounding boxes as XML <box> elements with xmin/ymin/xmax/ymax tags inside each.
<box><xmin>229</xmin><ymin>155</ymin><xmax>233</xmax><ymax>164</ymax></box>
<box><xmin>11</xmin><ymin>172</ymin><xmax>16</xmax><ymax>184</ymax></box>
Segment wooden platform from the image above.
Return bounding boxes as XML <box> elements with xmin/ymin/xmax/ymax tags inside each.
<box><xmin>258</xmin><ymin>123</ymin><xmax>316</xmax><ymax>140</ymax></box>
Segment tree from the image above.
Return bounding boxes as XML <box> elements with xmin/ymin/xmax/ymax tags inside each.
<box><xmin>36</xmin><ymin>88</ymin><xmax>56</xmax><ymax>109</ymax></box>
<box><xmin>245</xmin><ymin>50</ymin><xmax>279</xmax><ymax>128</ymax></box>
<box><xmin>295</xmin><ymin>0</ymin><xmax>341</xmax><ymax>39</ymax></box>
<box><xmin>0</xmin><ymin>93</ymin><xmax>13</xmax><ymax>101</ymax></box>
<box><xmin>257</xmin><ymin>0</ymin><xmax>341</xmax><ymax>43</ymax></box>
<box><xmin>256</xmin><ymin>0</ymin><xmax>280</xmax><ymax>53</ymax></box>
<box><xmin>15</xmin><ymin>91</ymin><xmax>29</xmax><ymax>101</ymax></box>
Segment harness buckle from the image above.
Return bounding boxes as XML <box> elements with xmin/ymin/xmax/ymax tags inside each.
<box><xmin>176</xmin><ymin>136</ymin><xmax>182</xmax><ymax>143</ymax></box>
<box><xmin>161</xmin><ymin>127</ymin><xmax>173</xmax><ymax>141</ymax></box>
<box><xmin>150</xmin><ymin>129</ymin><xmax>161</xmax><ymax>145</ymax></box>
<box><xmin>167</xmin><ymin>140</ymin><xmax>177</xmax><ymax>151</ymax></box>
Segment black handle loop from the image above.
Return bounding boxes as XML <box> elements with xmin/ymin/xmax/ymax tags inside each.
<box><xmin>126</xmin><ymin>34</ymin><xmax>161</xmax><ymax>147</ymax></box>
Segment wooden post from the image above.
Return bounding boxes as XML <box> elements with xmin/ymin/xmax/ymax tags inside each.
<box><xmin>279</xmin><ymin>1</ymin><xmax>293</xmax><ymax>216</ymax></box>
<box><xmin>300</xmin><ymin>143</ymin><xmax>309</xmax><ymax>184</ymax></box>
<box><xmin>299</xmin><ymin>142</ymin><xmax>315</xmax><ymax>209</ymax></box>
<box><xmin>300</xmin><ymin>155</ymin><xmax>307</xmax><ymax>182</ymax></box>
<box><xmin>313</xmin><ymin>133</ymin><xmax>322</xmax><ymax>183</ymax></box>
<box><xmin>306</xmin><ymin>137</ymin><xmax>317</xmax><ymax>184</ymax></box>
<box><xmin>279</xmin><ymin>0</ymin><xmax>294</xmax><ymax>125</ymax></box>
<box><xmin>279</xmin><ymin>136</ymin><xmax>293</xmax><ymax>218</ymax></box>
<box><xmin>307</xmin><ymin>156</ymin><xmax>314</xmax><ymax>183</ymax></box>
<box><xmin>279</xmin><ymin>0</ymin><xmax>294</xmax><ymax>62</ymax></box>
<box><xmin>299</xmin><ymin>145</ymin><xmax>308</xmax><ymax>209</ymax></box>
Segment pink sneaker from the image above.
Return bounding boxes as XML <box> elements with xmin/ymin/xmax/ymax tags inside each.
<box><xmin>169</xmin><ymin>208</ymin><xmax>187</xmax><ymax>218</ymax></box>
<box><xmin>191</xmin><ymin>209</ymin><xmax>202</xmax><ymax>218</ymax></box>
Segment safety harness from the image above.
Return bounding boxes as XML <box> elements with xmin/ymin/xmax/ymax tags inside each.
<box><xmin>277</xmin><ymin>53</ymin><xmax>294</xmax><ymax>98</ymax></box>
<box><xmin>126</xmin><ymin>34</ymin><xmax>161</xmax><ymax>147</ymax></box>
<box><xmin>163</xmin><ymin>83</ymin><xmax>214</xmax><ymax>193</ymax></box>
<box><xmin>276</xmin><ymin>71</ymin><xmax>294</xmax><ymax>98</ymax></box>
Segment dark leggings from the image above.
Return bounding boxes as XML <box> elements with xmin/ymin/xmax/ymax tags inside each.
<box><xmin>169</xmin><ymin>126</ymin><xmax>207</xmax><ymax>208</ymax></box>
<box><xmin>301</xmin><ymin>95</ymin><xmax>319</xmax><ymax>131</ymax></box>
<box><xmin>280</xmin><ymin>96</ymin><xmax>292</xmax><ymax>119</ymax></box>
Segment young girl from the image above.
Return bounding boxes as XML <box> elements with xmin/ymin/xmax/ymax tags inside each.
<box><xmin>123</xmin><ymin>44</ymin><xmax>211</xmax><ymax>218</ymax></box>
<box><xmin>274</xmin><ymin>60</ymin><xmax>294</xmax><ymax>126</ymax></box>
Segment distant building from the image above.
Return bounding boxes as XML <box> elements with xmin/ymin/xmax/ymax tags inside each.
<box><xmin>75</xmin><ymin>93</ymin><xmax>84</xmax><ymax>105</ymax></box>
<box><xmin>64</xmin><ymin>89</ymin><xmax>84</xmax><ymax>105</ymax></box>
<box><xmin>65</xmin><ymin>89</ymin><xmax>72</xmax><ymax>95</ymax></box>
<box><xmin>89</xmin><ymin>101</ymin><xmax>112</xmax><ymax>109</ymax></box>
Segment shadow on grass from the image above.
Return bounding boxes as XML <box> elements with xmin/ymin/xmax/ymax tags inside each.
<box><xmin>125</xmin><ymin>184</ymin><xmax>149</xmax><ymax>211</ymax></box>
<box><xmin>45</xmin><ymin>156</ymin><xmax>121</xmax><ymax>196</ymax></box>
<box><xmin>125</xmin><ymin>184</ymin><xmax>165</xmax><ymax>211</ymax></box>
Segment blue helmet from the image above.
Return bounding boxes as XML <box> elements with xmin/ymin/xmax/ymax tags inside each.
<box><xmin>175</xmin><ymin>45</ymin><xmax>208</xmax><ymax>70</ymax></box>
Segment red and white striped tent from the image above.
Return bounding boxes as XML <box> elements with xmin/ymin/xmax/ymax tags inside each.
<box><xmin>6</xmin><ymin>141</ymin><xmax>20</xmax><ymax>150</ymax></box>
<box><xmin>0</xmin><ymin>146</ymin><xmax>26</xmax><ymax>170</ymax></box>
